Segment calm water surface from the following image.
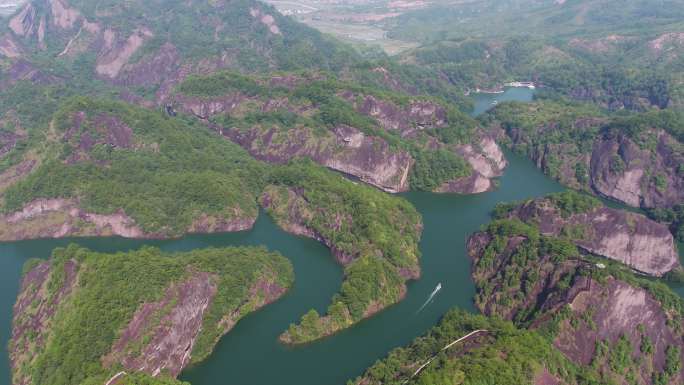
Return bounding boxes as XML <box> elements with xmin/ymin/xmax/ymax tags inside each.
<box><xmin>0</xmin><ymin>88</ymin><xmax>680</xmax><ymax>385</ymax></box>
<box><xmin>471</xmin><ymin>87</ymin><xmax>535</xmax><ymax>116</ymax></box>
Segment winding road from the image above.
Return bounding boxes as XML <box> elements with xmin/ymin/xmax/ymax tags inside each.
<box><xmin>405</xmin><ymin>329</ymin><xmax>489</xmax><ymax>382</ymax></box>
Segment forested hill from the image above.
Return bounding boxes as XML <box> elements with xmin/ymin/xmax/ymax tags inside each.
<box><xmin>388</xmin><ymin>0</ymin><xmax>684</xmax><ymax>110</ymax></box>
<box><xmin>0</xmin><ymin>0</ymin><xmax>498</xmax><ymax>353</ymax></box>
<box><xmin>0</xmin><ymin>0</ymin><xmax>364</xmax><ymax>108</ymax></box>
<box><xmin>386</xmin><ymin>0</ymin><xmax>684</xmax><ymax>42</ymax></box>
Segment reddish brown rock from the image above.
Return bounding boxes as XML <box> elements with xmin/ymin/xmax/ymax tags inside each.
<box><xmin>10</xmin><ymin>259</ymin><xmax>79</xmax><ymax>385</ymax></box>
<box><xmin>468</xmin><ymin>230</ymin><xmax>684</xmax><ymax>385</ymax></box>
<box><xmin>590</xmin><ymin>129</ymin><xmax>684</xmax><ymax>209</ymax></box>
<box><xmin>103</xmin><ymin>272</ymin><xmax>218</xmax><ymax>378</ymax></box>
<box><xmin>509</xmin><ymin>197</ymin><xmax>680</xmax><ymax>276</ymax></box>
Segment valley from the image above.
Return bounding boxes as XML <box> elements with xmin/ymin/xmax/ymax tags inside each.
<box><xmin>0</xmin><ymin>0</ymin><xmax>681</xmax><ymax>384</ymax></box>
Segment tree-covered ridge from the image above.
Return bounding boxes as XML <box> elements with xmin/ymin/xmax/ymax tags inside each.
<box><xmin>174</xmin><ymin>70</ymin><xmax>476</xmax><ymax>192</ymax></box>
<box><xmin>492</xmin><ymin>191</ymin><xmax>602</xmax><ymax>220</ymax></box>
<box><xmin>383</xmin><ymin>0</ymin><xmax>684</xmax><ymax>110</ymax></box>
<box><xmin>482</xmin><ymin>100</ymin><xmax>684</xmax><ymax>217</ymax></box>
<box><xmin>10</xmin><ymin>244</ymin><xmax>293</xmax><ymax>385</ymax></box>
<box><xmin>468</xmin><ymin>218</ymin><xmax>684</xmax><ymax>385</ymax></box>
<box><xmin>385</xmin><ymin>0</ymin><xmax>684</xmax><ymax>43</ymax></box>
<box><xmin>261</xmin><ymin>160</ymin><xmax>422</xmax><ymax>343</ymax></box>
<box><xmin>488</xmin><ymin>190</ymin><xmax>682</xmax><ymax>277</ymax></box>
<box><xmin>6</xmin><ymin>0</ymin><xmax>360</xmax><ymax>73</ymax></box>
<box><xmin>352</xmin><ymin>205</ymin><xmax>684</xmax><ymax>385</ymax></box>
<box><xmin>1</xmin><ymin>97</ymin><xmax>265</xmax><ymax>237</ymax></box>
<box><xmin>349</xmin><ymin>310</ymin><xmax>595</xmax><ymax>385</ymax></box>
<box><xmin>176</xmin><ymin>70</ymin><xmax>477</xmax><ymax>144</ymax></box>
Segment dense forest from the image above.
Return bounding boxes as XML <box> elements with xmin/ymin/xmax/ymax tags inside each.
<box><xmin>0</xmin><ymin>0</ymin><xmax>682</xmax><ymax>384</ymax></box>
<box><xmin>1</xmin><ymin>97</ymin><xmax>266</xmax><ymax>236</ymax></box>
<box><xmin>262</xmin><ymin>160</ymin><xmax>422</xmax><ymax>342</ymax></box>
<box><xmin>352</xmin><ymin>199</ymin><xmax>684</xmax><ymax>384</ymax></box>
<box><xmin>382</xmin><ymin>0</ymin><xmax>684</xmax><ymax>110</ymax></box>
<box><xmin>11</xmin><ymin>245</ymin><xmax>293</xmax><ymax>385</ymax></box>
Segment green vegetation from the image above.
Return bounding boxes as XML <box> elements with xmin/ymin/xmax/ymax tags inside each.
<box><xmin>22</xmin><ymin>0</ymin><xmax>360</xmax><ymax>74</ymax></box>
<box><xmin>482</xmin><ymin>100</ymin><xmax>684</xmax><ymax>222</ymax></box>
<box><xmin>473</xmin><ymin>219</ymin><xmax>579</xmax><ymax>320</ymax></box>
<box><xmin>93</xmin><ymin>373</ymin><xmax>188</xmax><ymax>385</ymax></box>
<box><xmin>2</xmin><ymin>97</ymin><xmax>265</xmax><ymax>236</ymax></box>
<box><xmin>480</xmin><ymin>100</ymin><xmax>604</xmax><ymax>190</ymax></box>
<box><xmin>176</xmin><ymin>71</ymin><xmax>474</xmax><ymax>191</ymax></box>
<box><xmin>466</xmin><ymin>212</ymin><xmax>684</xmax><ymax>385</ymax></box>
<box><xmin>15</xmin><ymin>244</ymin><xmax>293</xmax><ymax>385</ymax></box>
<box><xmin>262</xmin><ymin>160</ymin><xmax>421</xmax><ymax>342</ymax></box>
<box><xmin>350</xmin><ymin>309</ymin><xmax>600</xmax><ymax>385</ymax></box>
<box><xmin>476</xmin><ymin>214</ymin><xmax>684</xmax><ymax>327</ymax></box>
<box><xmin>385</xmin><ymin>0</ymin><xmax>684</xmax><ymax>110</ymax></box>
<box><xmin>646</xmin><ymin>204</ymin><xmax>684</xmax><ymax>242</ymax></box>
<box><xmin>547</xmin><ymin>191</ymin><xmax>601</xmax><ymax>217</ymax></box>
<box><xmin>409</xmin><ymin>149</ymin><xmax>470</xmax><ymax>191</ymax></box>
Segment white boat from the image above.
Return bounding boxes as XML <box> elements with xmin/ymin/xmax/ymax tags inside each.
<box><xmin>491</xmin><ymin>100</ymin><xmax>498</xmax><ymax>106</ymax></box>
<box><xmin>430</xmin><ymin>283</ymin><xmax>442</xmax><ymax>297</ymax></box>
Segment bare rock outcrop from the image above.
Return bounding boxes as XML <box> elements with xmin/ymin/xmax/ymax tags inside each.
<box><xmin>508</xmin><ymin>196</ymin><xmax>680</xmax><ymax>276</ymax></box>
<box><xmin>9</xmin><ymin>3</ymin><xmax>39</xmax><ymax>38</ymax></box>
<box><xmin>103</xmin><ymin>272</ymin><xmax>218</xmax><ymax>378</ymax></box>
<box><xmin>11</xmin><ymin>247</ymin><xmax>292</xmax><ymax>384</ymax></box>
<box><xmin>0</xmin><ymin>59</ymin><xmax>59</xmax><ymax>90</ymax></box>
<box><xmin>101</xmin><ymin>271</ymin><xmax>288</xmax><ymax>378</ymax></box>
<box><xmin>343</xmin><ymin>92</ymin><xmax>448</xmax><ymax>138</ymax></box>
<box><xmin>468</xmin><ymin>230</ymin><xmax>684</xmax><ymax>385</ymax></box>
<box><xmin>174</xmin><ymin>94</ymin><xmax>413</xmax><ymax>193</ymax></box>
<box><xmin>0</xmin><ymin>197</ymin><xmax>257</xmax><ymax>241</ymax></box>
<box><xmin>96</xmin><ymin>28</ymin><xmax>154</xmax><ymax>78</ymax></box>
<box><xmin>590</xmin><ymin>129</ymin><xmax>684</xmax><ymax>209</ymax></box>
<box><xmin>10</xmin><ymin>259</ymin><xmax>79</xmax><ymax>385</ymax></box>
<box><xmin>0</xmin><ymin>35</ymin><xmax>23</xmax><ymax>58</ymax></box>
<box><xmin>0</xmin><ymin>198</ymin><xmax>145</xmax><ymax>241</ymax></box>
<box><xmin>439</xmin><ymin>136</ymin><xmax>507</xmax><ymax>193</ymax></box>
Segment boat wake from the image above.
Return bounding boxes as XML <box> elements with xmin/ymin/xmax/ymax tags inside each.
<box><xmin>416</xmin><ymin>283</ymin><xmax>442</xmax><ymax>314</ymax></box>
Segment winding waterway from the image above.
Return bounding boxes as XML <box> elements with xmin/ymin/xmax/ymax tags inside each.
<box><xmin>0</xmin><ymin>88</ymin><xmax>681</xmax><ymax>385</ymax></box>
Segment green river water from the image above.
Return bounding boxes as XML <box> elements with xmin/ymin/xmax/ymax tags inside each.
<box><xmin>0</xmin><ymin>88</ymin><xmax>681</xmax><ymax>385</ymax></box>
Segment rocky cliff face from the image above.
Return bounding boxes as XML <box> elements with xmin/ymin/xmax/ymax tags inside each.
<box><xmin>499</xmin><ymin>110</ymin><xmax>684</xmax><ymax>209</ymax></box>
<box><xmin>467</xmin><ymin>229</ymin><xmax>684</xmax><ymax>385</ymax></box>
<box><xmin>342</xmin><ymin>91</ymin><xmax>508</xmax><ymax>193</ymax></box>
<box><xmin>503</xmin><ymin>195</ymin><xmax>680</xmax><ymax>276</ymax></box>
<box><xmin>342</xmin><ymin>91</ymin><xmax>448</xmax><ymax>138</ymax></box>
<box><xmin>0</xmin><ymin>198</ymin><xmax>146</xmax><ymax>240</ymax></box>
<box><xmin>0</xmin><ymin>105</ymin><xmax>261</xmax><ymax>241</ymax></box>
<box><xmin>590</xmin><ymin>129</ymin><xmax>684</xmax><ymax>209</ymax></box>
<box><xmin>0</xmin><ymin>197</ymin><xmax>257</xmax><ymax>241</ymax></box>
<box><xmin>10</xmin><ymin>259</ymin><xmax>78</xmax><ymax>385</ymax></box>
<box><xmin>175</xmin><ymin>93</ymin><xmax>414</xmax><ymax>193</ymax></box>
<box><xmin>10</xmin><ymin>246</ymin><xmax>292</xmax><ymax>384</ymax></box>
<box><xmin>174</xmin><ymin>87</ymin><xmax>508</xmax><ymax>195</ymax></box>
<box><xmin>260</xmin><ymin>186</ymin><xmax>360</xmax><ymax>266</ymax></box>
<box><xmin>439</xmin><ymin>136</ymin><xmax>507</xmax><ymax>193</ymax></box>
<box><xmin>102</xmin><ymin>272</ymin><xmax>218</xmax><ymax>378</ymax></box>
